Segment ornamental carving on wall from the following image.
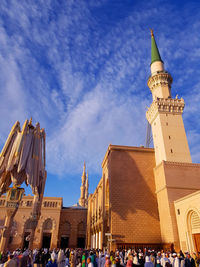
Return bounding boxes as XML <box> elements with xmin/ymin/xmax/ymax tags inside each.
<box><xmin>146</xmin><ymin>97</ymin><xmax>185</xmax><ymax>124</ymax></box>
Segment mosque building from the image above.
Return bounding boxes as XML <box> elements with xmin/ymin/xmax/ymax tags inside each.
<box><xmin>86</xmin><ymin>31</ymin><xmax>200</xmax><ymax>252</ymax></box>
<box><xmin>0</xmin><ymin>32</ymin><xmax>200</xmax><ymax>253</ymax></box>
<box><xmin>0</xmin><ymin>164</ymin><xmax>88</xmax><ymax>250</ymax></box>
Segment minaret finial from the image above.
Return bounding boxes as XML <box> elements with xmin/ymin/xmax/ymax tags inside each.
<box><xmin>84</xmin><ymin>160</ymin><xmax>86</xmax><ymax>171</ymax></box>
<box><xmin>82</xmin><ymin>161</ymin><xmax>86</xmax><ymax>181</ymax></box>
<box><xmin>81</xmin><ymin>161</ymin><xmax>86</xmax><ymax>182</ymax></box>
<box><xmin>28</xmin><ymin>117</ymin><xmax>32</xmax><ymax>126</ymax></box>
<box><xmin>150</xmin><ymin>28</ymin><xmax>154</xmax><ymax>37</ymax></box>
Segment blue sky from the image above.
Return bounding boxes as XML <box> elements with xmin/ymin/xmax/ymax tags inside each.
<box><xmin>0</xmin><ymin>0</ymin><xmax>200</xmax><ymax>206</ymax></box>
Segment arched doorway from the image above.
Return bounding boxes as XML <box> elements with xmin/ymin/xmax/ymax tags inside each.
<box><xmin>42</xmin><ymin>219</ymin><xmax>53</xmax><ymax>249</ymax></box>
<box><xmin>23</xmin><ymin>219</ymin><xmax>32</xmax><ymax>249</ymax></box>
<box><xmin>60</xmin><ymin>221</ymin><xmax>71</xmax><ymax>249</ymax></box>
<box><xmin>187</xmin><ymin>210</ymin><xmax>200</xmax><ymax>252</ymax></box>
<box><xmin>77</xmin><ymin>222</ymin><xmax>85</xmax><ymax>248</ymax></box>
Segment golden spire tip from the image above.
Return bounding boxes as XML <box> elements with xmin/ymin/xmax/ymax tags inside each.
<box><xmin>83</xmin><ymin>161</ymin><xmax>86</xmax><ymax>172</ymax></box>
<box><xmin>29</xmin><ymin>117</ymin><xmax>32</xmax><ymax>125</ymax></box>
<box><xmin>150</xmin><ymin>28</ymin><xmax>154</xmax><ymax>37</ymax></box>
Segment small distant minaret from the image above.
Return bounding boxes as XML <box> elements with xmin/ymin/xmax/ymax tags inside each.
<box><xmin>85</xmin><ymin>171</ymin><xmax>89</xmax><ymax>207</ymax></box>
<box><xmin>79</xmin><ymin>161</ymin><xmax>87</xmax><ymax>207</ymax></box>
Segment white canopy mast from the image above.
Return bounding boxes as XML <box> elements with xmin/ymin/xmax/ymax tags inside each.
<box><xmin>0</xmin><ymin>118</ymin><xmax>46</xmax><ymax>251</ymax></box>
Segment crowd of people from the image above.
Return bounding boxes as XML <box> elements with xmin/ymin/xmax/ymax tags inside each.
<box><xmin>0</xmin><ymin>247</ymin><xmax>199</xmax><ymax>267</ymax></box>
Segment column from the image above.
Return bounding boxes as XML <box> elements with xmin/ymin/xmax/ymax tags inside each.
<box><xmin>93</xmin><ymin>234</ymin><xmax>95</xmax><ymax>249</ymax></box>
<box><xmin>96</xmin><ymin>232</ymin><xmax>98</xmax><ymax>249</ymax></box>
<box><xmin>99</xmin><ymin>231</ymin><xmax>102</xmax><ymax>249</ymax></box>
<box><xmin>91</xmin><ymin>235</ymin><xmax>93</xmax><ymax>249</ymax></box>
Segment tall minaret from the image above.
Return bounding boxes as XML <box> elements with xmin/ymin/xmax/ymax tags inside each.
<box><xmin>79</xmin><ymin>161</ymin><xmax>86</xmax><ymax>207</ymax></box>
<box><xmin>146</xmin><ymin>30</ymin><xmax>195</xmax><ymax>250</ymax></box>
<box><xmin>85</xmin><ymin>171</ymin><xmax>89</xmax><ymax>207</ymax></box>
<box><xmin>146</xmin><ymin>30</ymin><xmax>191</xmax><ymax>166</ymax></box>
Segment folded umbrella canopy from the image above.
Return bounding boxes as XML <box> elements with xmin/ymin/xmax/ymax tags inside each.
<box><xmin>0</xmin><ymin>119</ymin><xmax>46</xmax><ymax>196</ymax></box>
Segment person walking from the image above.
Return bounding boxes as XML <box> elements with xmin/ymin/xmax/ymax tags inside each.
<box><xmin>70</xmin><ymin>251</ymin><xmax>76</xmax><ymax>267</ymax></box>
<box><xmin>88</xmin><ymin>257</ymin><xmax>94</xmax><ymax>267</ymax></box>
<box><xmin>57</xmin><ymin>250</ymin><xmax>65</xmax><ymax>267</ymax></box>
<box><xmin>126</xmin><ymin>255</ymin><xmax>133</xmax><ymax>267</ymax></box>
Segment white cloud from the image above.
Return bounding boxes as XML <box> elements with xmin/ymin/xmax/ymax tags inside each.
<box><xmin>47</xmin><ymin>84</ymin><xmax>148</xmax><ymax>176</ymax></box>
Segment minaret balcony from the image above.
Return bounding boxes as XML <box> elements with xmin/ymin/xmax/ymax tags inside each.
<box><xmin>147</xmin><ymin>71</ymin><xmax>173</xmax><ymax>92</ymax></box>
<box><xmin>148</xmin><ymin>70</ymin><xmax>171</xmax><ymax>80</ymax></box>
<box><xmin>146</xmin><ymin>97</ymin><xmax>185</xmax><ymax>124</ymax></box>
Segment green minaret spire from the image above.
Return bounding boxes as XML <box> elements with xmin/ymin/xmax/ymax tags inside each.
<box><xmin>151</xmin><ymin>29</ymin><xmax>163</xmax><ymax>65</ymax></box>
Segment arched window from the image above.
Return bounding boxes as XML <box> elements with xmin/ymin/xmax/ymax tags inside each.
<box><xmin>187</xmin><ymin>210</ymin><xmax>200</xmax><ymax>253</ymax></box>
<box><xmin>43</xmin><ymin>219</ymin><xmax>53</xmax><ymax>231</ymax></box>
<box><xmin>191</xmin><ymin>211</ymin><xmax>200</xmax><ymax>233</ymax></box>
<box><xmin>78</xmin><ymin>222</ymin><xmax>85</xmax><ymax>234</ymax></box>
<box><xmin>61</xmin><ymin>221</ymin><xmax>71</xmax><ymax>235</ymax></box>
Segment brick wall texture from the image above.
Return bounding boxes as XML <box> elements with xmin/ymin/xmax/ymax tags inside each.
<box><xmin>108</xmin><ymin>146</ymin><xmax>162</xmax><ymax>246</ymax></box>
